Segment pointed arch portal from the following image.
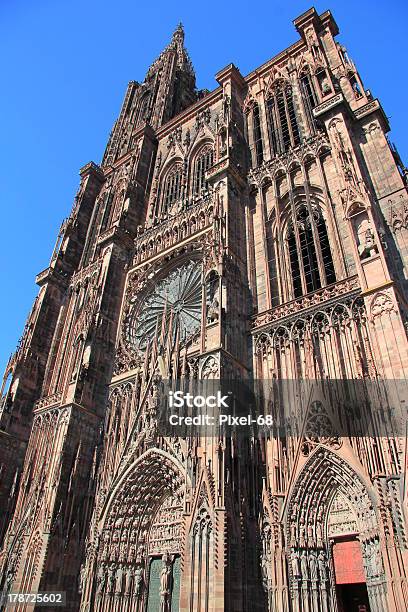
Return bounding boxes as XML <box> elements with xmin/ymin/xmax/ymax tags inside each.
<box><xmin>91</xmin><ymin>448</ymin><xmax>186</xmax><ymax>612</ymax></box>
<box><xmin>286</xmin><ymin>448</ymin><xmax>387</xmax><ymax>612</ymax></box>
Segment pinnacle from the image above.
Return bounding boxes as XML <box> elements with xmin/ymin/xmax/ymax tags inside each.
<box><xmin>173</xmin><ymin>22</ymin><xmax>184</xmax><ymax>40</ymax></box>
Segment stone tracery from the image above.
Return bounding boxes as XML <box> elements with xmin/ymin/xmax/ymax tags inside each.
<box><xmin>0</xmin><ymin>8</ymin><xmax>407</xmax><ymax>612</ymax></box>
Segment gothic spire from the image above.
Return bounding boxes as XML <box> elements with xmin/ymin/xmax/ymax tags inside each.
<box><xmin>144</xmin><ymin>23</ymin><xmax>195</xmax><ymax>82</ymax></box>
<box><xmin>172</xmin><ymin>22</ymin><xmax>184</xmax><ymax>41</ymax></box>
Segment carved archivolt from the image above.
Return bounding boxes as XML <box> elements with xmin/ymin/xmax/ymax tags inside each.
<box><xmin>287</xmin><ymin>448</ymin><xmax>377</xmax><ymax>551</ymax></box>
<box><xmin>286</xmin><ymin>448</ymin><xmax>386</xmax><ymax>604</ymax></box>
<box><xmin>98</xmin><ymin>449</ymin><xmax>185</xmax><ymax>560</ymax></box>
<box><xmin>82</xmin><ymin>448</ymin><xmax>186</xmax><ymax>608</ymax></box>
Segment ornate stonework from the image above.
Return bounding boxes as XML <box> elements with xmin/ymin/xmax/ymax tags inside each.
<box><xmin>0</xmin><ymin>8</ymin><xmax>408</xmax><ymax>612</ymax></box>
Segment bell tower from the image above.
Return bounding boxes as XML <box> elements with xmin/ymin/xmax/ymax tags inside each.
<box><xmin>0</xmin><ymin>25</ymin><xmax>200</xmax><ymax>610</ymax></box>
<box><xmin>1</xmin><ymin>7</ymin><xmax>407</xmax><ymax>612</ymax></box>
<box><xmin>102</xmin><ymin>24</ymin><xmax>197</xmax><ymax>167</ymax></box>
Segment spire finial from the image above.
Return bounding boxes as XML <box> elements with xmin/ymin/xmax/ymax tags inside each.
<box><xmin>173</xmin><ymin>22</ymin><xmax>184</xmax><ymax>41</ymax></box>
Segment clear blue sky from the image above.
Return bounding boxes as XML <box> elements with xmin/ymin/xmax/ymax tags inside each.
<box><xmin>1</xmin><ymin>0</ymin><xmax>407</xmax><ymax>374</ymax></box>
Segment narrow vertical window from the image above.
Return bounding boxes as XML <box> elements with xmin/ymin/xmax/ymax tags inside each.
<box><xmin>286</xmin><ymin>89</ymin><xmax>301</xmax><ymax>146</ymax></box>
<box><xmin>288</xmin><ymin>231</ymin><xmax>302</xmax><ymax>297</ymax></box>
<box><xmin>194</xmin><ymin>146</ymin><xmax>214</xmax><ymax>195</ymax></box>
<box><xmin>298</xmin><ymin>207</ymin><xmax>320</xmax><ymax>293</ymax></box>
<box><xmin>287</xmin><ymin>204</ymin><xmax>336</xmax><ymax>298</ymax></box>
<box><xmin>266</xmin><ymin>83</ymin><xmax>301</xmax><ymax>155</ymax></box>
<box><xmin>162</xmin><ymin>164</ymin><xmax>182</xmax><ymax>213</ymax></box>
<box><xmin>138</xmin><ymin>92</ymin><xmax>151</xmax><ymax>124</ymax></box>
<box><xmin>101</xmin><ymin>192</ymin><xmax>114</xmax><ymax>231</ymax></box>
<box><xmin>277</xmin><ymin>91</ymin><xmax>290</xmax><ymax>151</ymax></box>
<box><xmin>300</xmin><ymin>72</ymin><xmax>317</xmax><ymax>130</ymax></box>
<box><xmin>266</xmin><ymin>98</ymin><xmax>279</xmax><ymax>155</ymax></box>
<box><xmin>317</xmin><ymin>215</ymin><xmax>336</xmax><ymax>284</ymax></box>
<box><xmin>252</xmin><ymin>103</ymin><xmax>264</xmax><ymax>165</ymax></box>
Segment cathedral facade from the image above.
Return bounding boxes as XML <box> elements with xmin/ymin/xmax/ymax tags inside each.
<box><xmin>0</xmin><ymin>6</ymin><xmax>408</xmax><ymax>611</ymax></box>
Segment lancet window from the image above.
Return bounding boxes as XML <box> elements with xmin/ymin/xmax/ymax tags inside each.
<box><xmin>252</xmin><ymin>103</ymin><xmax>264</xmax><ymax>166</ymax></box>
<box><xmin>287</xmin><ymin>204</ymin><xmax>336</xmax><ymax>298</ymax></box>
<box><xmin>162</xmin><ymin>164</ymin><xmax>183</xmax><ymax>214</ymax></box>
<box><xmin>193</xmin><ymin>146</ymin><xmax>213</xmax><ymax>195</ymax></box>
<box><xmin>300</xmin><ymin>70</ymin><xmax>318</xmax><ymax>130</ymax></box>
<box><xmin>266</xmin><ymin>83</ymin><xmax>301</xmax><ymax>155</ymax></box>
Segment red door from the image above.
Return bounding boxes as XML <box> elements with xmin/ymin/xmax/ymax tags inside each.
<box><xmin>332</xmin><ymin>538</ymin><xmax>371</xmax><ymax>612</ymax></box>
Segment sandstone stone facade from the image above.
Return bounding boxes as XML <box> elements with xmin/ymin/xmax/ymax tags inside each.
<box><xmin>0</xmin><ymin>7</ymin><xmax>407</xmax><ymax>612</ymax></box>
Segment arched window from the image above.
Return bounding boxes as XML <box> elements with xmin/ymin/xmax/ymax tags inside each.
<box><xmin>100</xmin><ymin>190</ymin><xmax>114</xmax><ymax>231</ymax></box>
<box><xmin>137</xmin><ymin>92</ymin><xmax>151</xmax><ymax>125</ymax></box>
<box><xmin>193</xmin><ymin>146</ymin><xmax>213</xmax><ymax>195</ymax></box>
<box><xmin>162</xmin><ymin>164</ymin><xmax>183</xmax><ymax>213</ymax></box>
<box><xmin>252</xmin><ymin>103</ymin><xmax>264</xmax><ymax>166</ymax></box>
<box><xmin>287</xmin><ymin>204</ymin><xmax>335</xmax><ymax>298</ymax></box>
<box><xmin>300</xmin><ymin>70</ymin><xmax>318</xmax><ymax>130</ymax></box>
<box><xmin>266</xmin><ymin>83</ymin><xmax>301</xmax><ymax>155</ymax></box>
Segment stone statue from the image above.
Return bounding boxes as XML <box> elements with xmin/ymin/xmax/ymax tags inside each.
<box><xmin>96</xmin><ymin>565</ymin><xmax>106</xmax><ymax>594</ymax></box>
<box><xmin>318</xmin><ymin>550</ymin><xmax>327</xmax><ymax>581</ymax></box>
<box><xmin>374</xmin><ymin>545</ymin><xmax>383</xmax><ymax>577</ymax></box>
<box><xmin>108</xmin><ymin>564</ymin><xmax>116</xmax><ymax>592</ymax></box>
<box><xmin>291</xmin><ymin>549</ymin><xmax>300</xmax><ymax>577</ymax></box>
<box><xmin>364</xmin><ymin>228</ymin><xmax>377</xmax><ymax>256</ymax></box>
<box><xmin>134</xmin><ymin>566</ymin><xmax>143</xmax><ymax>596</ymax></box>
<box><xmin>114</xmin><ymin>564</ymin><xmax>123</xmax><ymax>594</ymax></box>
<box><xmin>309</xmin><ymin>551</ymin><xmax>318</xmax><ymax>581</ymax></box>
<box><xmin>207</xmin><ymin>294</ymin><xmax>219</xmax><ymax>323</ymax></box>
<box><xmin>78</xmin><ymin>563</ymin><xmax>86</xmax><ymax>594</ymax></box>
<box><xmin>5</xmin><ymin>568</ymin><xmax>14</xmax><ymax>592</ymax></box>
<box><xmin>300</xmin><ymin>550</ymin><xmax>309</xmax><ymax>579</ymax></box>
<box><xmin>223</xmin><ymin>94</ymin><xmax>231</xmax><ymax>123</ymax></box>
<box><xmin>160</xmin><ymin>552</ymin><xmax>172</xmax><ymax>606</ymax></box>
<box><xmin>320</xmin><ymin>77</ymin><xmax>332</xmax><ymax>96</ymax></box>
<box><xmin>290</xmin><ymin>522</ymin><xmax>297</xmax><ymax>545</ymax></box>
<box><xmin>261</xmin><ymin>556</ymin><xmax>270</xmax><ymax>588</ymax></box>
<box><xmin>299</xmin><ymin>523</ymin><xmax>306</xmax><ymax>547</ymax></box>
<box><xmin>352</xmin><ymin>80</ymin><xmax>362</xmax><ymax>98</ymax></box>
<box><xmin>316</xmin><ymin>520</ymin><xmax>323</xmax><ymax>544</ymax></box>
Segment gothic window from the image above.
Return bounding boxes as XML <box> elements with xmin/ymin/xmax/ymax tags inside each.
<box><xmin>266</xmin><ymin>83</ymin><xmax>301</xmax><ymax>155</ymax></box>
<box><xmin>0</xmin><ymin>371</ymin><xmax>13</xmax><ymax>414</ymax></box>
<box><xmin>317</xmin><ymin>213</ymin><xmax>336</xmax><ymax>285</ymax></box>
<box><xmin>300</xmin><ymin>70</ymin><xmax>317</xmax><ymax>130</ymax></box>
<box><xmin>316</xmin><ymin>69</ymin><xmax>332</xmax><ymax>97</ymax></box>
<box><xmin>193</xmin><ymin>146</ymin><xmax>213</xmax><ymax>195</ymax></box>
<box><xmin>349</xmin><ymin>75</ymin><xmax>363</xmax><ymax>99</ymax></box>
<box><xmin>126</xmin><ymin>260</ymin><xmax>203</xmax><ymax>351</ymax></box>
<box><xmin>100</xmin><ymin>191</ymin><xmax>114</xmax><ymax>231</ymax></box>
<box><xmin>190</xmin><ymin>507</ymin><xmax>213</xmax><ymax>609</ymax></box>
<box><xmin>287</xmin><ymin>204</ymin><xmax>336</xmax><ymax>298</ymax></box>
<box><xmin>162</xmin><ymin>164</ymin><xmax>183</xmax><ymax>213</ymax></box>
<box><xmin>137</xmin><ymin>91</ymin><xmax>151</xmax><ymax>124</ymax></box>
<box><xmin>252</xmin><ymin>103</ymin><xmax>264</xmax><ymax>165</ymax></box>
